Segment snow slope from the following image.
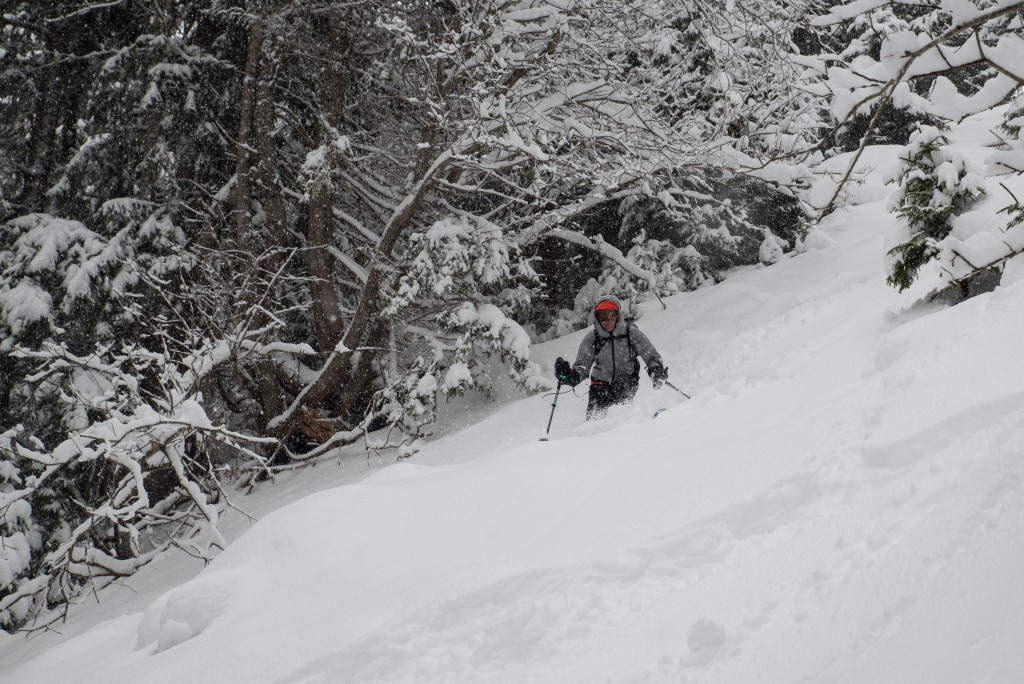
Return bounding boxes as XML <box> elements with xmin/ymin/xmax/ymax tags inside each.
<box><xmin>3</xmin><ymin>136</ymin><xmax>1024</xmax><ymax>683</ymax></box>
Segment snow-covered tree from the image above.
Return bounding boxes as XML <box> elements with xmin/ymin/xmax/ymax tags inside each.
<box><xmin>813</xmin><ymin>0</ymin><xmax>1024</xmax><ymax>136</ymax></box>
<box><xmin>809</xmin><ymin>0</ymin><xmax>1024</xmax><ymax>300</ymax></box>
<box><xmin>0</xmin><ymin>2</ymin><xmax>254</xmax><ymax>631</ymax></box>
<box><xmin>516</xmin><ymin>0</ymin><xmax>824</xmax><ymax>331</ymax></box>
<box><xmin>4</xmin><ymin>0</ymin><xmax>827</xmax><ymax>457</ymax></box>
<box><xmin>884</xmin><ymin>126</ymin><xmax>985</xmax><ymax>291</ymax></box>
<box><xmin>811</xmin><ymin>0</ymin><xmax>944</xmax><ymax>150</ymax></box>
<box><xmin>916</xmin><ymin>89</ymin><xmax>1024</xmax><ymax>295</ymax></box>
<box><xmin>601</xmin><ymin>0</ymin><xmax>820</xmax><ymax>285</ymax></box>
<box><xmin>0</xmin><ymin>346</ymin><xmax>275</xmax><ymax>632</ymax></box>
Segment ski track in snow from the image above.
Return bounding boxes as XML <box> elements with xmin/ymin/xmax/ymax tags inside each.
<box><xmin>4</xmin><ymin>135</ymin><xmax>1024</xmax><ymax>683</ymax></box>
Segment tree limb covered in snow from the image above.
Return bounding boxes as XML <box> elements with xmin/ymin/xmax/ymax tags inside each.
<box><xmin>816</xmin><ymin>0</ymin><xmax>1024</xmax><ymax>218</ymax></box>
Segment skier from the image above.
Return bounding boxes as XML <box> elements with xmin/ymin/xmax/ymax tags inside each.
<box><xmin>554</xmin><ymin>295</ymin><xmax>668</xmax><ymax>420</ymax></box>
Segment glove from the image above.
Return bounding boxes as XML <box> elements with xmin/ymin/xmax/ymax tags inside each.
<box><xmin>554</xmin><ymin>357</ymin><xmax>581</xmax><ymax>386</ymax></box>
<box><xmin>648</xmin><ymin>362</ymin><xmax>668</xmax><ymax>389</ymax></box>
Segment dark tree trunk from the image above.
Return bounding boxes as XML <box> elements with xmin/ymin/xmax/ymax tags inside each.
<box><xmin>307</xmin><ymin>23</ymin><xmax>352</xmax><ymax>357</ymax></box>
<box><xmin>233</xmin><ymin>22</ymin><xmax>290</xmax><ymax>431</ymax></box>
<box><xmin>18</xmin><ymin>71</ymin><xmax>58</xmax><ymax>213</ymax></box>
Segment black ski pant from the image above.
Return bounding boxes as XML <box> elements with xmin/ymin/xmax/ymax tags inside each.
<box><xmin>586</xmin><ymin>373</ymin><xmax>639</xmax><ymax>420</ymax></box>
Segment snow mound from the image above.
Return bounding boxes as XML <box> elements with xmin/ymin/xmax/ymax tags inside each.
<box><xmin>797</xmin><ymin>227</ymin><xmax>836</xmax><ymax>252</ymax></box>
<box><xmin>136</xmin><ymin>569</ymin><xmax>243</xmax><ymax>652</ymax></box>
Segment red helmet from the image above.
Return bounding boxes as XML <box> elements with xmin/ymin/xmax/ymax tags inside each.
<box><xmin>594</xmin><ymin>300</ymin><xmax>618</xmax><ymax>313</ymax></box>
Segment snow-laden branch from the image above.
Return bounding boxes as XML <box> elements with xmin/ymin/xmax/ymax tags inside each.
<box><xmin>38</xmin><ymin>1</ymin><xmax>127</xmax><ymax>25</ymax></box>
<box><xmin>549</xmin><ymin>228</ymin><xmax>658</xmax><ymax>285</ymax></box>
<box><xmin>816</xmin><ymin>0</ymin><xmax>1024</xmax><ymax>218</ymax></box>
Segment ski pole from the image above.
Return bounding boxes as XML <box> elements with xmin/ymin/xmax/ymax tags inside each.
<box><xmin>541</xmin><ymin>380</ymin><xmax>563</xmax><ymax>440</ymax></box>
<box><xmin>664</xmin><ymin>380</ymin><xmax>691</xmax><ymax>399</ymax></box>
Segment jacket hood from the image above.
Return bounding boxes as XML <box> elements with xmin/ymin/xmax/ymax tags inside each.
<box><xmin>592</xmin><ymin>294</ymin><xmax>626</xmax><ymax>334</ymax></box>
<box><xmin>593</xmin><ymin>293</ymin><xmax>624</xmax><ymax>314</ymax></box>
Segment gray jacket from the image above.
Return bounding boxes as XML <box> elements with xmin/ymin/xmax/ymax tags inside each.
<box><xmin>572</xmin><ymin>295</ymin><xmax>662</xmax><ymax>385</ymax></box>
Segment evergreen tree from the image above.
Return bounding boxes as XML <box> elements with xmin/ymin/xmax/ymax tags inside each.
<box><xmin>885</xmin><ymin>126</ymin><xmax>984</xmax><ymax>291</ymax></box>
<box><xmin>0</xmin><ymin>1</ymin><xmax>248</xmax><ymax>632</ymax></box>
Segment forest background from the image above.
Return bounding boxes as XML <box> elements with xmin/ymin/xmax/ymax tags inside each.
<box><xmin>3</xmin><ymin>0</ymin><xmax>1024</xmax><ymax>633</ymax></box>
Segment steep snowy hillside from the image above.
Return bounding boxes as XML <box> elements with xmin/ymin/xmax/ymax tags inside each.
<box><xmin>2</xmin><ymin>137</ymin><xmax>1024</xmax><ymax>683</ymax></box>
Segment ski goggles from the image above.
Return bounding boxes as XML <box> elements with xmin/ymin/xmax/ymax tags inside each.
<box><xmin>595</xmin><ymin>310</ymin><xmax>619</xmax><ymax>322</ymax></box>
